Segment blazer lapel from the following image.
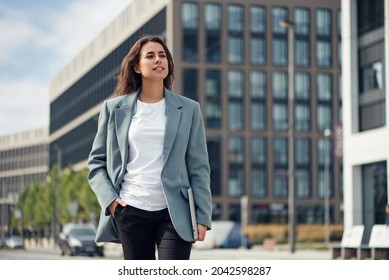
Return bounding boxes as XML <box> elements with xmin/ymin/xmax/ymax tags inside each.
<box><xmin>114</xmin><ymin>89</ymin><xmax>139</xmax><ymax>165</ymax></box>
<box><xmin>162</xmin><ymin>89</ymin><xmax>182</xmax><ymax>167</ymax></box>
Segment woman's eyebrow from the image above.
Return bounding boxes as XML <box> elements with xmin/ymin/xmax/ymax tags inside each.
<box><xmin>145</xmin><ymin>51</ymin><xmax>166</xmax><ymax>55</ymax></box>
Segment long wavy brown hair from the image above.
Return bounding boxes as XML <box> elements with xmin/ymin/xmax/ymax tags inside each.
<box><xmin>111</xmin><ymin>35</ymin><xmax>175</xmax><ymax>98</ymax></box>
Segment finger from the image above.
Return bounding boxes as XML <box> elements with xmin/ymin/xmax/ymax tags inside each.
<box><xmin>116</xmin><ymin>198</ymin><xmax>127</xmax><ymax>207</ymax></box>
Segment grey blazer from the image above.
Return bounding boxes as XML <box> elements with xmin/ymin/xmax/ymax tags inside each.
<box><xmin>87</xmin><ymin>88</ymin><xmax>212</xmax><ymax>243</ymax></box>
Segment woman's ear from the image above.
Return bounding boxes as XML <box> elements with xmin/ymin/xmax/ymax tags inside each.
<box><xmin>134</xmin><ymin>65</ymin><xmax>140</xmax><ymax>74</ymax></box>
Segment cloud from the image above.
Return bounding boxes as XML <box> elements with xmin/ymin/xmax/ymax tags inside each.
<box><xmin>0</xmin><ymin>4</ymin><xmax>42</xmax><ymax>65</ymax></box>
<box><xmin>0</xmin><ymin>0</ymin><xmax>133</xmax><ymax>136</ymax></box>
<box><xmin>41</xmin><ymin>0</ymin><xmax>134</xmax><ymax>71</ymax></box>
<box><xmin>0</xmin><ymin>77</ymin><xmax>49</xmax><ymax>136</ymax></box>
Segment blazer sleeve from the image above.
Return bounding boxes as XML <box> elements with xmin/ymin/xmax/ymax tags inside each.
<box><xmin>87</xmin><ymin>100</ymin><xmax>119</xmax><ymax>215</ymax></box>
<box><xmin>185</xmin><ymin>103</ymin><xmax>212</xmax><ymax>230</ymax></box>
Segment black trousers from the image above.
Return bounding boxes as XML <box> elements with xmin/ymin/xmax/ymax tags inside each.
<box><xmin>114</xmin><ymin>205</ymin><xmax>192</xmax><ymax>260</ymax></box>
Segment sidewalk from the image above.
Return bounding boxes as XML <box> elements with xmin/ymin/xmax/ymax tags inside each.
<box><xmin>25</xmin><ymin>239</ymin><xmax>331</xmax><ymax>260</ymax></box>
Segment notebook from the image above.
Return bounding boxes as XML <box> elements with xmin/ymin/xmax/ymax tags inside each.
<box><xmin>188</xmin><ymin>187</ymin><xmax>198</xmax><ymax>240</ymax></box>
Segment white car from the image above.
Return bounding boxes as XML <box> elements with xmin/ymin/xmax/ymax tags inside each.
<box><xmin>5</xmin><ymin>235</ymin><xmax>24</xmax><ymax>249</ymax></box>
<box><xmin>193</xmin><ymin>221</ymin><xmax>253</xmax><ymax>249</ymax></box>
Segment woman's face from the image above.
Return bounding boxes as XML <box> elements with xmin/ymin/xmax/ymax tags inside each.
<box><xmin>135</xmin><ymin>41</ymin><xmax>169</xmax><ymax>83</ymax></box>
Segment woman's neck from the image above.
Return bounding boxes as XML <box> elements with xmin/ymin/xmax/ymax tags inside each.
<box><xmin>139</xmin><ymin>83</ymin><xmax>164</xmax><ymax>103</ymax></box>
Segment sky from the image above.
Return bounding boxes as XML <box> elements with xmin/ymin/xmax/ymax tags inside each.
<box><xmin>0</xmin><ymin>0</ymin><xmax>134</xmax><ymax>136</ymax></box>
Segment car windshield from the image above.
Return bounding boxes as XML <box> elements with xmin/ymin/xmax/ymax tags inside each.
<box><xmin>70</xmin><ymin>228</ymin><xmax>95</xmax><ymax>236</ymax></box>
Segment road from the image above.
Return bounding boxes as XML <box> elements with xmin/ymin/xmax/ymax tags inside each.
<box><xmin>0</xmin><ymin>246</ymin><xmax>331</xmax><ymax>260</ymax></box>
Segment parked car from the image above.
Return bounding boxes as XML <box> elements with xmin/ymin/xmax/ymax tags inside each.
<box><xmin>59</xmin><ymin>224</ymin><xmax>104</xmax><ymax>257</ymax></box>
<box><xmin>193</xmin><ymin>220</ymin><xmax>253</xmax><ymax>249</ymax></box>
<box><xmin>5</xmin><ymin>235</ymin><xmax>24</xmax><ymax>249</ymax></box>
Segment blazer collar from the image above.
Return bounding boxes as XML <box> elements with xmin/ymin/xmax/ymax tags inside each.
<box><xmin>114</xmin><ymin>87</ymin><xmax>183</xmax><ymax>167</ymax></box>
<box><xmin>116</xmin><ymin>87</ymin><xmax>182</xmax><ymax>109</ymax></box>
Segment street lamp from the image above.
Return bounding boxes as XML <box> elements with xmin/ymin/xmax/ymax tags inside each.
<box><xmin>323</xmin><ymin>128</ymin><xmax>332</xmax><ymax>246</ymax></box>
<box><xmin>280</xmin><ymin>19</ymin><xmax>296</xmax><ymax>253</ymax></box>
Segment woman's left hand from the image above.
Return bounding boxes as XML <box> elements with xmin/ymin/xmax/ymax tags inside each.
<box><xmin>197</xmin><ymin>224</ymin><xmax>207</xmax><ymax>241</ymax></box>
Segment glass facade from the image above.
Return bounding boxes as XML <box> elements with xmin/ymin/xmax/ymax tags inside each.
<box><xmin>228</xmin><ymin>137</ymin><xmax>245</xmax><ymax>197</ymax></box>
<box><xmin>227</xmin><ymin>4</ymin><xmax>244</xmax><ymax>64</ymax></box>
<box><xmin>316</xmin><ymin>9</ymin><xmax>332</xmax><ymax>68</ymax></box>
<box><xmin>205</xmin><ymin>70</ymin><xmax>221</xmax><ymax>128</ymax></box>
<box><xmin>183</xmin><ymin>69</ymin><xmax>198</xmax><ymax>101</ymax></box>
<box><xmin>295</xmin><ymin>72</ymin><xmax>311</xmax><ymax>131</ymax></box>
<box><xmin>296</xmin><ymin>138</ymin><xmax>311</xmax><ymax>198</ymax></box>
<box><xmin>50</xmin><ymin>1</ymin><xmax>343</xmax><ymax>226</ymax></box>
<box><xmin>250</xmin><ymin>71</ymin><xmax>266</xmax><ymax>130</ymax></box>
<box><xmin>251</xmin><ymin>138</ymin><xmax>267</xmax><ymax>197</ymax></box>
<box><xmin>228</xmin><ymin>70</ymin><xmax>244</xmax><ymax>130</ymax></box>
<box><xmin>273</xmin><ymin>138</ymin><xmax>288</xmax><ymax>198</ymax></box>
<box><xmin>272</xmin><ymin>7</ymin><xmax>288</xmax><ymax>66</ymax></box>
<box><xmin>250</xmin><ymin>5</ymin><xmax>266</xmax><ymax>65</ymax></box>
<box><xmin>357</xmin><ymin>3</ymin><xmax>385</xmax><ymax>132</ymax></box>
<box><xmin>357</xmin><ymin>0</ymin><xmax>384</xmax><ymax>35</ymax></box>
<box><xmin>272</xmin><ymin>72</ymin><xmax>288</xmax><ymax>131</ymax></box>
<box><xmin>294</xmin><ymin>8</ymin><xmax>310</xmax><ymax>67</ymax></box>
<box><xmin>205</xmin><ymin>3</ymin><xmax>221</xmax><ymax>62</ymax></box>
<box><xmin>182</xmin><ymin>2</ymin><xmax>199</xmax><ymax>61</ymax></box>
<box><xmin>317</xmin><ymin>73</ymin><xmax>333</xmax><ymax>132</ymax></box>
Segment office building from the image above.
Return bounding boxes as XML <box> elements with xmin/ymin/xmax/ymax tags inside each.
<box><xmin>0</xmin><ymin>127</ymin><xmax>49</xmax><ymax>235</ymax></box>
<box><xmin>49</xmin><ymin>0</ymin><xmax>342</xmax><ymax>225</ymax></box>
<box><xmin>342</xmin><ymin>0</ymin><xmax>388</xmax><ymax>241</ymax></box>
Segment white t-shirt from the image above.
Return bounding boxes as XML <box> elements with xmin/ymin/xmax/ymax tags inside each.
<box><xmin>120</xmin><ymin>98</ymin><xmax>167</xmax><ymax>211</ymax></box>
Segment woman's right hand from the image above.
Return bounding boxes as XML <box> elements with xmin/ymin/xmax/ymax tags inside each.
<box><xmin>108</xmin><ymin>197</ymin><xmax>127</xmax><ymax>218</ymax></box>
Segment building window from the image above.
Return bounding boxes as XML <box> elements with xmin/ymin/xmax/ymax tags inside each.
<box><xmin>317</xmin><ymin>73</ymin><xmax>332</xmax><ymax>132</ymax></box>
<box><xmin>207</xmin><ymin>137</ymin><xmax>221</xmax><ymax>196</ymax></box>
<box><xmin>183</xmin><ymin>69</ymin><xmax>198</xmax><ymax>101</ymax></box>
<box><xmin>250</xmin><ymin>71</ymin><xmax>267</xmax><ymax>130</ymax></box>
<box><xmin>338</xmin><ymin>74</ymin><xmax>343</xmax><ymax>122</ymax></box>
<box><xmin>317</xmin><ymin>138</ymin><xmax>333</xmax><ymax>199</ymax></box>
<box><xmin>358</xmin><ymin>0</ymin><xmax>384</xmax><ymax>35</ymax></box>
<box><xmin>228</xmin><ymin>4</ymin><xmax>244</xmax><ymax>64</ymax></box>
<box><xmin>205</xmin><ymin>3</ymin><xmax>221</xmax><ymax>62</ymax></box>
<box><xmin>182</xmin><ymin>2</ymin><xmax>199</xmax><ymax>61</ymax></box>
<box><xmin>228</xmin><ymin>204</ymin><xmax>241</xmax><ymax>222</ymax></box>
<box><xmin>228</xmin><ymin>70</ymin><xmax>244</xmax><ymax>130</ymax></box>
<box><xmin>362</xmin><ymin>161</ymin><xmax>387</xmax><ymax>226</ymax></box>
<box><xmin>228</xmin><ymin>137</ymin><xmax>245</xmax><ymax>197</ymax></box>
<box><xmin>294</xmin><ymin>8</ymin><xmax>310</xmax><ymax>67</ymax></box>
<box><xmin>272</xmin><ymin>72</ymin><xmax>288</xmax><ymax>131</ymax></box>
<box><xmin>358</xmin><ymin>41</ymin><xmax>385</xmax><ymax>131</ymax></box>
<box><xmin>360</xmin><ymin>61</ymin><xmax>384</xmax><ymax>93</ymax></box>
<box><xmin>251</xmin><ymin>137</ymin><xmax>267</xmax><ymax>197</ymax></box>
<box><xmin>337</xmin><ymin>9</ymin><xmax>342</xmax><ymax>67</ymax></box>
<box><xmin>273</xmin><ymin>137</ymin><xmax>288</xmax><ymax>198</ymax></box>
<box><xmin>272</xmin><ymin>7</ymin><xmax>288</xmax><ymax>66</ymax></box>
<box><xmin>273</xmin><ymin>38</ymin><xmax>288</xmax><ymax>66</ymax></box>
<box><xmin>212</xmin><ymin>203</ymin><xmax>222</xmax><ymax>221</ymax></box>
<box><xmin>250</xmin><ymin>5</ymin><xmax>266</xmax><ymax>65</ymax></box>
<box><xmin>295</xmin><ymin>72</ymin><xmax>311</xmax><ymax>131</ymax></box>
<box><xmin>250</xmin><ymin>37</ymin><xmax>266</xmax><ymax>65</ymax></box>
<box><xmin>296</xmin><ymin>138</ymin><xmax>311</xmax><ymax>198</ymax></box>
<box><xmin>205</xmin><ymin>70</ymin><xmax>221</xmax><ymax>128</ymax></box>
<box><xmin>316</xmin><ymin>9</ymin><xmax>332</xmax><ymax>67</ymax></box>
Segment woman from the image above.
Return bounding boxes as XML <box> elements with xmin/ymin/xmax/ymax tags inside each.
<box><xmin>87</xmin><ymin>35</ymin><xmax>212</xmax><ymax>260</ymax></box>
